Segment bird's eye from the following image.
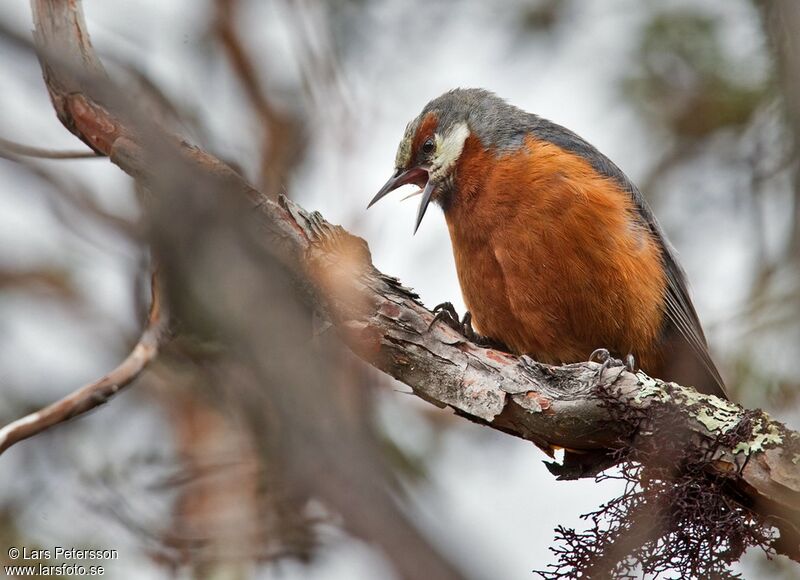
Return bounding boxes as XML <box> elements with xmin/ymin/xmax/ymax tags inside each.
<box><xmin>421</xmin><ymin>139</ymin><xmax>435</xmax><ymax>156</ymax></box>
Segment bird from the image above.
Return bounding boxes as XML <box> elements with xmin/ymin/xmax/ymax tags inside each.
<box><xmin>368</xmin><ymin>88</ymin><xmax>727</xmax><ymax>400</ymax></box>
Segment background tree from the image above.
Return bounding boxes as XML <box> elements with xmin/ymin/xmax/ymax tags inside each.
<box><xmin>0</xmin><ymin>1</ymin><xmax>798</xmax><ymax>578</ymax></box>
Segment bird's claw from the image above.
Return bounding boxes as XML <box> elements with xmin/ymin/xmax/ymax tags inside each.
<box><xmin>429</xmin><ymin>301</ymin><xmax>462</xmax><ymax>332</ymax></box>
<box><xmin>430</xmin><ymin>301</ymin><xmax>479</xmax><ymax>340</ymax></box>
<box><xmin>589</xmin><ymin>348</ymin><xmax>636</xmax><ymax>383</ymax></box>
<box><xmin>429</xmin><ymin>302</ymin><xmax>502</xmax><ymax>348</ymax></box>
<box><xmin>623</xmin><ymin>353</ymin><xmax>636</xmax><ymax>373</ymax></box>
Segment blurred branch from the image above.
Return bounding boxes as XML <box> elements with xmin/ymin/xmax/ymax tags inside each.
<box><xmin>282</xmin><ymin>0</ymin><xmax>354</xmax><ymax>125</ymax></box>
<box><xmin>0</xmin><ymin>136</ymin><xmax>99</xmax><ymax>159</ymax></box>
<box><xmin>213</xmin><ymin>0</ymin><xmax>306</xmax><ymax>195</ymax></box>
<box><xmin>760</xmin><ymin>0</ymin><xmax>800</xmax><ymax>261</ymax></box>
<box><xmin>0</xmin><ymin>268</ymin><xmax>166</xmax><ymax>455</ymax></box>
<box><xmin>24</xmin><ymin>0</ymin><xmax>800</xmax><ymax>569</ymax></box>
<box><xmin>2</xmin><ymin>151</ymin><xmax>140</xmax><ymax>240</ymax></box>
<box><xmin>0</xmin><ymin>267</ymin><xmax>75</xmax><ymax>299</ymax></box>
<box><xmin>29</xmin><ymin>3</ymin><xmax>465</xmax><ymax>578</ymax></box>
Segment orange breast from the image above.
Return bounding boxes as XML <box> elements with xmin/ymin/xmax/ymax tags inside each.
<box><xmin>445</xmin><ymin>134</ymin><xmax>667</xmax><ymax>369</ymax></box>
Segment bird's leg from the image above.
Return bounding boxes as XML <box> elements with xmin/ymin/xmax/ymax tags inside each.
<box><xmin>623</xmin><ymin>353</ymin><xmax>637</xmax><ymax>373</ymax></box>
<box><xmin>430</xmin><ymin>302</ymin><xmax>505</xmax><ymax>349</ymax></box>
<box><xmin>589</xmin><ymin>347</ymin><xmax>612</xmax><ymax>364</ymax></box>
<box><xmin>590</xmin><ymin>348</ymin><xmax>616</xmax><ymax>383</ymax></box>
<box><xmin>589</xmin><ymin>348</ymin><xmax>635</xmax><ymax>383</ymax></box>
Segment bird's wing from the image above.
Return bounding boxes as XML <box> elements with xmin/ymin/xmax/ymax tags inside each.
<box><xmin>627</xmin><ymin>195</ymin><xmax>728</xmax><ymax>398</ymax></box>
<box><xmin>530</xmin><ymin>117</ymin><xmax>727</xmax><ymax>398</ymax></box>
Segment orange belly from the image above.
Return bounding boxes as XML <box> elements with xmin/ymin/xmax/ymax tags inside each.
<box><xmin>445</xmin><ymin>135</ymin><xmax>667</xmax><ymax>369</ymax></box>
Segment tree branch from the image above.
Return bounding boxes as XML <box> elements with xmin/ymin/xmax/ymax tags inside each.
<box><xmin>0</xmin><ymin>136</ymin><xmax>99</xmax><ymax>159</ymax></box>
<box><xmin>22</xmin><ymin>0</ymin><xmax>800</xmax><ymax>563</ymax></box>
<box><xmin>0</xmin><ymin>268</ymin><xmax>166</xmax><ymax>454</ymax></box>
<box><xmin>213</xmin><ymin>0</ymin><xmax>306</xmax><ymax>196</ymax></box>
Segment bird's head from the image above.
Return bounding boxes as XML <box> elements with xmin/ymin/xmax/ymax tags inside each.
<box><xmin>369</xmin><ymin>88</ymin><xmax>517</xmax><ymax>233</ymax></box>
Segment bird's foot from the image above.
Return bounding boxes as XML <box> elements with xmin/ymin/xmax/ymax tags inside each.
<box><xmin>429</xmin><ymin>302</ymin><xmax>504</xmax><ymax>348</ymax></box>
<box><xmin>429</xmin><ymin>301</ymin><xmax>479</xmax><ymax>340</ymax></box>
<box><xmin>589</xmin><ymin>348</ymin><xmax>636</xmax><ymax>383</ymax></box>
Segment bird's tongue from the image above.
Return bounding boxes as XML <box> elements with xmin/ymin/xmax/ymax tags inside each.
<box><xmin>404</xmin><ymin>166</ymin><xmax>429</xmax><ymax>188</ymax></box>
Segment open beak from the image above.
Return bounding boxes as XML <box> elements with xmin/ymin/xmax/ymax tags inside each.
<box><xmin>368</xmin><ymin>166</ymin><xmax>435</xmax><ymax>234</ymax></box>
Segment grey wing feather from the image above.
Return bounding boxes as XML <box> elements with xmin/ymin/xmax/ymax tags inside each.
<box><xmin>630</xmin><ymin>199</ymin><xmax>728</xmax><ymax>398</ymax></box>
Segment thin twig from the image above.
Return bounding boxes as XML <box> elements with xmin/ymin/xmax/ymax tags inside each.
<box><xmin>0</xmin><ymin>268</ymin><xmax>167</xmax><ymax>455</ymax></box>
<box><xmin>3</xmin><ymin>149</ymin><xmax>140</xmax><ymax>239</ymax></box>
<box><xmin>0</xmin><ymin>136</ymin><xmax>99</xmax><ymax>159</ymax></box>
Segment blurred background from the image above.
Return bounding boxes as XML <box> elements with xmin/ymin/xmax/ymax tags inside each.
<box><xmin>0</xmin><ymin>0</ymin><xmax>798</xmax><ymax>578</ymax></box>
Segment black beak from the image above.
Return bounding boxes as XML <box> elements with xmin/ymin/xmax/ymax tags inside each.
<box><xmin>368</xmin><ymin>166</ymin><xmax>435</xmax><ymax>234</ymax></box>
<box><xmin>413</xmin><ymin>180</ymin><xmax>435</xmax><ymax>234</ymax></box>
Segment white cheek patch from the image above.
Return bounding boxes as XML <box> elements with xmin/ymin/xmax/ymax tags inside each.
<box><xmin>432</xmin><ymin>121</ymin><xmax>470</xmax><ymax>179</ymax></box>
